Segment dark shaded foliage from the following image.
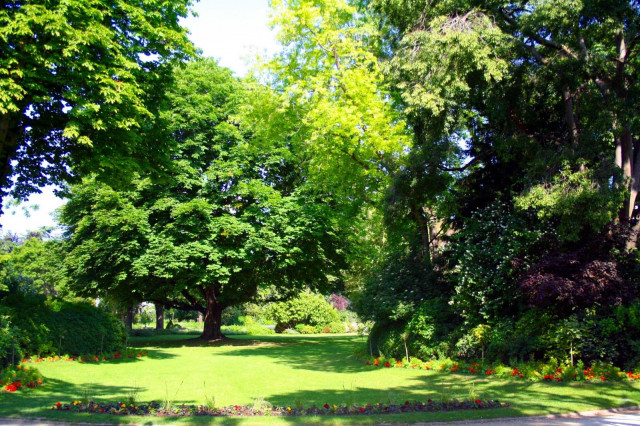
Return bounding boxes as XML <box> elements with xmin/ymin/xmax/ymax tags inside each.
<box><xmin>519</xmin><ymin>231</ymin><xmax>637</xmax><ymax>311</ymax></box>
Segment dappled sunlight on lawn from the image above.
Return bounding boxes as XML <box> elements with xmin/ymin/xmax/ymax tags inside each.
<box><xmin>3</xmin><ymin>334</ymin><xmax>639</xmax><ymax>424</ymax></box>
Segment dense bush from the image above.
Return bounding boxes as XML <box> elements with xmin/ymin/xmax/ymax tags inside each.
<box><xmin>0</xmin><ymin>293</ymin><xmax>126</xmax><ymax>364</ymax></box>
<box><xmin>295</xmin><ymin>324</ymin><xmax>320</xmax><ymax>334</ymax></box>
<box><xmin>368</xmin><ymin>298</ymin><xmax>461</xmax><ymax>360</ymax></box>
<box><xmin>0</xmin><ymin>311</ymin><xmax>16</xmax><ymax>367</ymax></box>
<box><xmin>265</xmin><ymin>292</ymin><xmax>340</xmax><ymax>332</ymax></box>
<box><xmin>449</xmin><ymin>202</ymin><xmax>549</xmax><ymax>323</ymax></box>
<box><xmin>323</xmin><ymin>322</ymin><xmax>346</xmax><ymax>333</ymax></box>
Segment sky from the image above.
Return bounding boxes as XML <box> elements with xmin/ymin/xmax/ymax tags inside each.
<box><xmin>0</xmin><ymin>0</ymin><xmax>278</xmax><ymax>237</ymax></box>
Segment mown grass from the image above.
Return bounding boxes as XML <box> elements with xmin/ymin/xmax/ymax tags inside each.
<box><xmin>1</xmin><ymin>334</ymin><xmax>639</xmax><ymax>424</ymax></box>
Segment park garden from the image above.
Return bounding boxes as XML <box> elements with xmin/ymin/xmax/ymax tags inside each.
<box><xmin>1</xmin><ymin>0</ymin><xmax>640</xmax><ymax>423</ymax></box>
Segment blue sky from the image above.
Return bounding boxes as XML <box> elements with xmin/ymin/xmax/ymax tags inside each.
<box><xmin>0</xmin><ymin>0</ymin><xmax>277</xmax><ymax>236</ymax></box>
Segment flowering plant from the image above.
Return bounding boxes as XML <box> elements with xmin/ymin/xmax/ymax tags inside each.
<box><xmin>52</xmin><ymin>397</ymin><xmax>507</xmax><ymax>417</ymax></box>
<box><xmin>0</xmin><ymin>365</ymin><xmax>43</xmax><ymax>392</ymax></box>
<box><xmin>364</xmin><ymin>356</ymin><xmax>640</xmax><ymax>384</ymax></box>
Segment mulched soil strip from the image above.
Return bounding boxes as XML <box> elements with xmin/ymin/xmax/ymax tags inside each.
<box><xmin>53</xmin><ymin>399</ymin><xmax>508</xmax><ymax>417</ymax></box>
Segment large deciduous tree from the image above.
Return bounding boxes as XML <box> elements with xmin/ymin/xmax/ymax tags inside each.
<box><xmin>0</xmin><ymin>0</ymin><xmax>195</xmax><ymax>206</ymax></box>
<box><xmin>366</xmin><ymin>0</ymin><xmax>640</xmax><ymax>247</ymax></box>
<box><xmin>62</xmin><ymin>59</ymin><xmax>348</xmax><ymax>340</ymax></box>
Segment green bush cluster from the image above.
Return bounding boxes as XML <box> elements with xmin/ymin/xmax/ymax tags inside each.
<box><xmin>0</xmin><ymin>293</ymin><xmax>126</xmax><ymax>366</ymax></box>
<box><xmin>265</xmin><ymin>292</ymin><xmax>341</xmax><ymax>333</ymax></box>
<box><xmin>221</xmin><ymin>324</ymin><xmax>275</xmax><ymax>335</ymax></box>
<box><xmin>361</xmin><ymin>201</ymin><xmax>640</xmax><ymax>371</ymax></box>
<box><xmin>369</xmin><ymin>301</ymin><xmax>640</xmax><ymax>371</ymax></box>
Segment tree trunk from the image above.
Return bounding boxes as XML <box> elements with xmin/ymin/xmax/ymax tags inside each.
<box><xmin>155</xmin><ymin>303</ymin><xmax>165</xmax><ymax>331</ymax></box>
<box><xmin>122</xmin><ymin>306</ymin><xmax>134</xmax><ymax>330</ymax></box>
<box><xmin>200</xmin><ymin>288</ymin><xmax>224</xmax><ymax>340</ymax></box>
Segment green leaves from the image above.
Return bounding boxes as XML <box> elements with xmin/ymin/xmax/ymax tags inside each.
<box><xmin>266</xmin><ymin>0</ymin><xmax>410</xmax><ymax>205</ymax></box>
<box><xmin>515</xmin><ymin>167</ymin><xmax>627</xmax><ymax>241</ymax></box>
<box><xmin>0</xmin><ymin>0</ymin><xmax>195</xmax><ymax>200</ymax></box>
<box><xmin>62</xmin><ymin>59</ymin><xmax>348</xmax><ymax>319</ymax></box>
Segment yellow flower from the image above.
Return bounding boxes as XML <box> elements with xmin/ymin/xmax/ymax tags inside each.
<box><xmin>287</xmin><ymin>406</ymin><xmax>291</xmax><ymax>411</ymax></box>
<box><xmin>333</xmin><ymin>404</ymin><xmax>337</xmax><ymax>409</ymax></box>
<box><xmin>121</xmin><ymin>403</ymin><xmax>126</xmax><ymax>408</ymax></box>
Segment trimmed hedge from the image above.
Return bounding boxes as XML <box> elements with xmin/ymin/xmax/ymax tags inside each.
<box><xmin>0</xmin><ymin>293</ymin><xmax>125</xmax><ymax>366</ymax></box>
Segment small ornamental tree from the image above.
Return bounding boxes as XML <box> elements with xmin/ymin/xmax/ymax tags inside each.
<box><xmin>329</xmin><ymin>294</ymin><xmax>350</xmax><ymax>311</ymax></box>
<box><xmin>62</xmin><ymin>59</ymin><xmax>348</xmax><ymax>340</ymax></box>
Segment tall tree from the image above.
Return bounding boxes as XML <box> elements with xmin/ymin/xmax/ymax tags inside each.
<box><xmin>266</xmin><ymin>0</ymin><xmax>411</xmax><ymax>209</ymax></box>
<box><xmin>0</xmin><ymin>233</ymin><xmax>67</xmax><ymax>296</ymax></box>
<box><xmin>62</xmin><ymin>59</ymin><xmax>348</xmax><ymax>340</ymax></box>
<box><xmin>0</xmin><ymin>0</ymin><xmax>195</xmax><ymax>207</ymax></box>
<box><xmin>365</xmin><ymin>0</ymin><xmax>640</xmax><ymax>247</ymax></box>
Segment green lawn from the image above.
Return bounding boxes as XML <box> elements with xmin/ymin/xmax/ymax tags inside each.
<box><xmin>2</xmin><ymin>334</ymin><xmax>639</xmax><ymax>424</ymax></box>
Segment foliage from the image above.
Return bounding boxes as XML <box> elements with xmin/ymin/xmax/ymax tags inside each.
<box><xmin>517</xmin><ymin>224</ymin><xmax>639</xmax><ymax>311</ymax></box>
<box><xmin>0</xmin><ymin>365</ymin><xmax>43</xmax><ymax>392</ymax></box>
<box><xmin>323</xmin><ymin>322</ymin><xmax>346</xmax><ymax>334</ymax></box>
<box><xmin>515</xmin><ymin>168</ymin><xmax>627</xmax><ymax>242</ymax></box>
<box><xmin>0</xmin><ymin>0</ymin><xmax>195</xmax><ymax>204</ymax></box>
<box><xmin>0</xmin><ymin>236</ymin><xmax>68</xmax><ymax>297</ymax></box>
<box><xmin>0</xmin><ymin>293</ymin><xmax>125</xmax><ymax>363</ymax></box>
<box><xmin>329</xmin><ymin>294</ymin><xmax>350</xmax><ymax>311</ymax></box>
<box><xmin>220</xmin><ymin>325</ymin><xmax>275</xmax><ymax>336</ymax></box>
<box><xmin>294</xmin><ymin>324</ymin><xmax>320</xmax><ymax>334</ymax></box>
<box><xmin>62</xmin><ymin>59</ymin><xmax>349</xmax><ymax>340</ymax></box>
<box><xmin>353</xmin><ymin>248</ymin><xmax>442</xmax><ymax>324</ymax></box>
<box><xmin>449</xmin><ymin>202</ymin><xmax>549</xmax><ymax>323</ymax></box>
<box><xmin>368</xmin><ymin>297</ymin><xmax>459</xmax><ymax>360</ymax></box>
<box><xmin>0</xmin><ymin>312</ymin><xmax>15</xmax><ymax>367</ymax></box>
<box><xmin>267</xmin><ymin>0</ymin><xmax>410</xmax><ymax>206</ymax></box>
<box><xmin>265</xmin><ymin>292</ymin><xmax>340</xmax><ymax>331</ymax></box>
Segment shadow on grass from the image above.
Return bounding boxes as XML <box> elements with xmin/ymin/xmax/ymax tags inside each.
<box><xmin>0</xmin><ymin>377</ymin><xmax>251</xmax><ymax>425</ymax></box>
<box><xmin>208</xmin><ymin>334</ymin><xmax>370</xmax><ymax>373</ymax></box>
<box><xmin>256</xmin><ymin>374</ymin><xmax>640</xmax><ymax>423</ymax></box>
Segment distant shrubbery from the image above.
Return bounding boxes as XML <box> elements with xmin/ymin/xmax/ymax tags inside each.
<box><xmin>264</xmin><ymin>291</ymin><xmax>356</xmax><ymax>334</ymax></box>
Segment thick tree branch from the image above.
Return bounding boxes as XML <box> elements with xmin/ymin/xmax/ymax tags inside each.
<box><xmin>181</xmin><ymin>289</ymin><xmax>202</xmax><ymax>309</ymax></box>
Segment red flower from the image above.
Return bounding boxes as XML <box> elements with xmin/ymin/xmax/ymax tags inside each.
<box><xmin>427</xmin><ymin>399</ymin><xmax>432</xmax><ymax>403</ymax></box>
<box><xmin>475</xmin><ymin>399</ymin><xmax>482</xmax><ymax>404</ymax></box>
<box><xmin>384</xmin><ymin>362</ymin><xmax>391</xmax><ymax>368</ymax></box>
<box><xmin>405</xmin><ymin>401</ymin><xmax>410</xmax><ymax>405</ymax></box>
<box><xmin>56</xmin><ymin>402</ymin><xmax>61</xmax><ymax>408</ymax></box>
<box><xmin>324</xmin><ymin>403</ymin><xmax>330</xmax><ymax>409</ymax></box>
<box><xmin>99</xmin><ymin>408</ymin><xmax>104</xmax><ymax>413</ymax></box>
<box><xmin>234</xmin><ymin>405</ymin><xmax>239</xmax><ymax>410</ymax></box>
<box><xmin>359</xmin><ymin>407</ymin><xmax>364</xmax><ymax>411</ymax></box>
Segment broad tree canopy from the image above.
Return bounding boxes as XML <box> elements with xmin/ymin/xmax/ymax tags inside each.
<box><xmin>62</xmin><ymin>59</ymin><xmax>348</xmax><ymax>339</ymax></box>
<box><xmin>0</xmin><ymin>0</ymin><xmax>195</xmax><ymax>207</ymax></box>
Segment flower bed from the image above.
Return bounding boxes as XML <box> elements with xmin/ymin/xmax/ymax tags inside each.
<box><xmin>21</xmin><ymin>350</ymin><xmax>148</xmax><ymax>364</ymax></box>
<box><xmin>0</xmin><ymin>365</ymin><xmax>43</xmax><ymax>392</ymax></box>
<box><xmin>365</xmin><ymin>357</ymin><xmax>640</xmax><ymax>383</ymax></box>
<box><xmin>52</xmin><ymin>398</ymin><xmax>507</xmax><ymax>417</ymax></box>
